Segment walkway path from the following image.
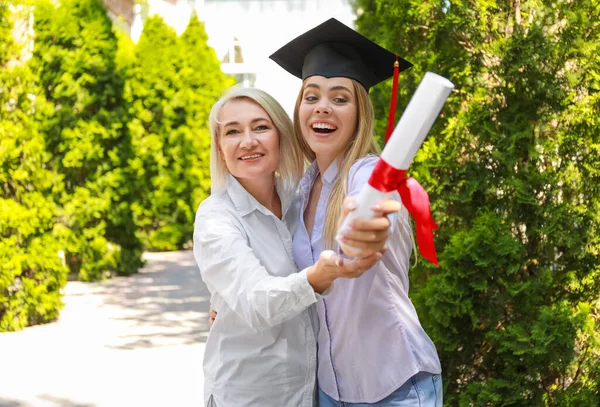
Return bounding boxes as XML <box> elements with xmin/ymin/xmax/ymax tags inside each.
<box><xmin>0</xmin><ymin>251</ymin><xmax>209</xmax><ymax>407</ymax></box>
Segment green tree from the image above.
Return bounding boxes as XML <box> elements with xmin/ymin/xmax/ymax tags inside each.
<box><xmin>355</xmin><ymin>1</ymin><xmax>600</xmax><ymax>405</ymax></box>
<box><xmin>0</xmin><ymin>3</ymin><xmax>68</xmax><ymax>331</ymax></box>
<box><xmin>32</xmin><ymin>0</ymin><xmax>142</xmax><ymax>281</ymax></box>
<box><xmin>125</xmin><ymin>15</ymin><xmax>232</xmax><ymax>250</ymax></box>
<box><xmin>179</xmin><ymin>15</ymin><xmax>234</xmax><ymax>213</ymax></box>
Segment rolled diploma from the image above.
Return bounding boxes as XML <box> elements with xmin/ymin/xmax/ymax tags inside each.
<box><xmin>336</xmin><ymin>72</ymin><xmax>454</xmax><ymax>256</ymax></box>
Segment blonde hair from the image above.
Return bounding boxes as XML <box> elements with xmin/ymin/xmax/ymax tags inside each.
<box><xmin>209</xmin><ymin>87</ymin><xmax>303</xmax><ymax>196</ymax></box>
<box><xmin>293</xmin><ymin>79</ymin><xmax>381</xmax><ymax>248</ymax></box>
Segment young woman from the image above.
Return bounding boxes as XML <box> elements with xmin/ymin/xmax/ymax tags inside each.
<box><xmin>193</xmin><ymin>86</ymin><xmax>399</xmax><ymax>407</ymax></box>
<box><xmin>270</xmin><ymin>18</ymin><xmax>443</xmax><ymax>406</ymax></box>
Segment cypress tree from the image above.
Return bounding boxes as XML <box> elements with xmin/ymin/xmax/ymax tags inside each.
<box><xmin>0</xmin><ymin>3</ymin><xmax>67</xmax><ymax>331</ymax></box>
<box><xmin>32</xmin><ymin>0</ymin><xmax>142</xmax><ymax>281</ymax></box>
<box><xmin>125</xmin><ymin>15</ymin><xmax>233</xmax><ymax>250</ymax></box>
<box><xmin>356</xmin><ymin>1</ymin><xmax>600</xmax><ymax>404</ymax></box>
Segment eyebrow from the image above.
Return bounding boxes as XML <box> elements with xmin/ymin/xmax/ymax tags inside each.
<box><xmin>304</xmin><ymin>83</ymin><xmax>353</xmax><ymax>94</ymax></box>
<box><xmin>223</xmin><ymin>117</ymin><xmax>271</xmax><ymax>127</ymax></box>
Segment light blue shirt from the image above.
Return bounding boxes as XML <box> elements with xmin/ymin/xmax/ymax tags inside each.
<box><xmin>292</xmin><ymin>156</ymin><xmax>442</xmax><ymax>404</ymax></box>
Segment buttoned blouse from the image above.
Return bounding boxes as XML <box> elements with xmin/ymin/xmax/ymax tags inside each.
<box><xmin>292</xmin><ymin>156</ymin><xmax>442</xmax><ymax>403</ymax></box>
<box><xmin>194</xmin><ymin>176</ymin><xmax>319</xmax><ymax>407</ymax></box>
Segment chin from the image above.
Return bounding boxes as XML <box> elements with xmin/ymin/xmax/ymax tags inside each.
<box><xmin>240</xmin><ymin>166</ymin><xmax>277</xmax><ymax>178</ymax></box>
<box><xmin>306</xmin><ymin>138</ymin><xmax>331</xmax><ymax>150</ymax></box>
<box><xmin>313</xmin><ymin>143</ymin><xmax>343</xmax><ymax>155</ymax></box>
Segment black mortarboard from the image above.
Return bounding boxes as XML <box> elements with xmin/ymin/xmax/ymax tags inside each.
<box><xmin>270</xmin><ymin>18</ymin><xmax>413</xmax><ymax>142</ymax></box>
<box><xmin>269</xmin><ymin>18</ymin><xmax>412</xmax><ymax>91</ymax></box>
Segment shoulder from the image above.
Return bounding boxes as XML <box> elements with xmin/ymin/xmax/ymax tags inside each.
<box><xmin>194</xmin><ymin>192</ymin><xmax>242</xmax><ymax>231</ymax></box>
<box><xmin>196</xmin><ymin>191</ymin><xmax>230</xmax><ymax>215</ymax></box>
<box><xmin>348</xmin><ymin>154</ymin><xmax>379</xmax><ymax>187</ymax></box>
<box><xmin>350</xmin><ymin>154</ymin><xmax>378</xmax><ymax>175</ymax></box>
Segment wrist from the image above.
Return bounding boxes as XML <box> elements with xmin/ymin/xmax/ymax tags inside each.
<box><xmin>306</xmin><ymin>262</ymin><xmax>334</xmax><ymax>294</ymax></box>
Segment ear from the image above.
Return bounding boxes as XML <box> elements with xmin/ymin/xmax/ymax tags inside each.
<box><xmin>215</xmin><ymin>136</ymin><xmax>224</xmax><ymax>159</ymax></box>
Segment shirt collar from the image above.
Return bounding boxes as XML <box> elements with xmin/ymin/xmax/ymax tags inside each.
<box><xmin>300</xmin><ymin>161</ymin><xmax>319</xmax><ymax>192</ymax></box>
<box><xmin>322</xmin><ymin>159</ymin><xmax>340</xmax><ymax>186</ymax></box>
<box><xmin>226</xmin><ymin>174</ymin><xmax>293</xmax><ymax>218</ymax></box>
<box><xmin>300</xmin><ymin>159</ymin><xmax>341</xmax><ymax>191</ymax></box>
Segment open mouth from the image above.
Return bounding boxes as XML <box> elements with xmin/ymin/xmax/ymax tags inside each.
<box><xmin>311</xmin><ymin>122</ymin><xmax>337</xmax><ymax>134</ymax></box>
<box><xmin>239</xmin><ymin>153</ymin><xmax>264</xmax><ymax>161</ymax></box>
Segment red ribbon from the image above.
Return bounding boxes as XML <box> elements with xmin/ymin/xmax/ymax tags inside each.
<box><xmin>368</xmin><ymin>159</ymin><xmax>439</xmax><ymax>265</ymax></box>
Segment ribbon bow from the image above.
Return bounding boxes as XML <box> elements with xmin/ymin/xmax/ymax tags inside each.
<box><xmin>368</xmin><ymin>159</ymin><xmax>439</xmax><ymax>265</ymax></box>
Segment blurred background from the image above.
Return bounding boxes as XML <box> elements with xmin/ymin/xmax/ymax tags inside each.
<box><xmin>1</xmin><ymin>0</ymin><xmax>599</xmax><ymax>406</ymax></box>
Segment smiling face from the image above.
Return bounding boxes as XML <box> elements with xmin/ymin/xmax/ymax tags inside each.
<box><xmin>218</xmin><ymin>98</ymin><xmax>280</xmax><ymax>184</ymax></box>
<box><xmin>297</xmin><ymin>76</ymin><xmax>358</xmax><ymax>166</ymax></box>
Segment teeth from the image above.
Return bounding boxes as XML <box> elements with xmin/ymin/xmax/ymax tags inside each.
<box><xmin>241</xmin><ymin>154</ymin><xmax>263</xmax><ymax>160</ymax></box>
<box><xmin>312</xmin><ymin>123</ymin><xmax>336</xmax><ymax>130</ymax></box>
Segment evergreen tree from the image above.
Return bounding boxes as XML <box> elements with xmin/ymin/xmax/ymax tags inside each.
<box><xmin>0</xmin><ymin>3</ymin><xmax>67</xmax><ymax>331</ymax></box>
<box><xmin>179</xmin><ymin>14</ymin><xmax>234</xmax><ymax>212</ymax></box>
<box><xmin>32</xmin><ymin>0</ymin><xmax>142</xmax><ymax>281</ymax></box>
<box><xmin>355</xmin><ymin>1</ymin><xmax>600</xmax><ymax>405</ymax></box>
<box><xmin>125</xmin><ymin>15</ymin><xmax>233</xmax><ymax>250</ymax></box>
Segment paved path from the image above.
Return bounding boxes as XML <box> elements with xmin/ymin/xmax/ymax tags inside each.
<box><xmin>0</xmin><ymin>251</ymin><xmax>210</xmax><ymax>407</ymax></box>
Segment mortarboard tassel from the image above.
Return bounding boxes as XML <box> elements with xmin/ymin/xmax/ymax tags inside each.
<box><xmin>384</xmin><ymin>55</ymin><xmax>400</xmax><ymax>144</ymax></box>
<box><xmin>376</xmin><ymin>56</ymin><xmax>440</xmax><ymax>265</ymax></box>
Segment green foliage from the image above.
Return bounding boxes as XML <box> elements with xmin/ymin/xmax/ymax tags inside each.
<box><xmin>2</xmin><ymin>2</ymin><xmax>230</xmax><ymax>330</ymax></box>
<box><xmin>179</xmin><ymin>15</ymin><xmax>234</xmax><ymax>210</ymax></box>
<box><xmin>0</xmin><ymin>3</ymin><xmax>68</xmax><ymax>331</ymax></box>
<box><xmin>124</xmin><ymin>15</ymin><xmax>233</xmax><ymax>250</ymax></box>
<box><xmin>31</xmin><ymin>0</ymin><xmax>142</xmax><ymax>281</ymax></box>
<box><xmin>356</xmin><ymin>0</ymin><xmax>600</xmax><ymax>405</ymax></box>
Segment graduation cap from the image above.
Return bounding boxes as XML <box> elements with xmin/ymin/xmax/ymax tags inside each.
<box><xmin>270</xmin><ymin>18</ymin><xmax>413</xmax><ymax>142</ymax></box>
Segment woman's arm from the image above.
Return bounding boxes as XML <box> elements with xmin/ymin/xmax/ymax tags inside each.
<box><xmin>194</xmin><ymin>206</ymin><xmax>381</xmax><ymax>331</ymax></box>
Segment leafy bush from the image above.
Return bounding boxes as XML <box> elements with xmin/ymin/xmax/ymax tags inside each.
<box><xmin>2</xmin><ymin>3</ymin><xmax>234</xmax><ymax>331</ymax></box>
<box><xmin>356</xmin><ymin>0</ymin><xmax>600</xmax><ymax>404</ymax></box>
<box><xmin>124</xmin><ymin>15</ymin><xmax>233</xmax><ymax>250</ymax></box>
<box><xmin>31</xmin><ymin>0</ymin><xmax>142</xmax><ymax>281</ymax></box>
<box><xmin>0</xmin><ymin>3</ymin><xmax>68</xmax><ymax>331</ymax></box>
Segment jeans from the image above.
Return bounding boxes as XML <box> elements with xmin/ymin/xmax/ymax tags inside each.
<box><xmin>318</xmin><ymin>372</ymin><xmax>443</xmax><ymax>407</ymax></box>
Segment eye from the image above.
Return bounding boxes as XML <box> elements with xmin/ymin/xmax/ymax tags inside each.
<box><xmin>333</xmin><ymin>97</ymin><xmax>347</xmax><ymax>104</ymax></box>
<box><xmin>304</xmin><ymin>94</ymin><xmax>318</xmax><ymax>102</ymax></box>
<box><xmin>225</xmin><ymin>128</ymin><xmax>239</xmax><ymax>136</ymax></box>
<box><xmin>254</xmin><ymin>125</ymin><xmax>269</xmax><ymax>131</ymax></box>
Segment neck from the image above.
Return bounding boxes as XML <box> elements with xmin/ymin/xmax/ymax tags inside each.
<box><xmin>315</xmin><ymin>153</ymin><xmax>341</xmax><ymax>178</ymax></box>
<box><xmin>236</xmin><ymin>174</ymin><xmax>282</xmax><ymax>217</ymax></box>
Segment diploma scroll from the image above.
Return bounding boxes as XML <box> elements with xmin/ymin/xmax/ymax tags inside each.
<box><xmin>336</xmin><ymin>72</ymin><xmax>454</xmax><ymax>264</ymax></box>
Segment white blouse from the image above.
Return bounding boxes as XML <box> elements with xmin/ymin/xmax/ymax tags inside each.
<box><xmin>193</xmin><ymin>175</ymin><xmax>320</xmax><ymax>407</ymax></box>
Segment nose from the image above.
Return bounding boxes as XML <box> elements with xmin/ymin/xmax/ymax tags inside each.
<box><xmin>315</xmin><ymin>99</ymin><xmax>332</xmax><ymax>115</ymax></box>
<box><xmin>240</xmin><ymin>129</ymin><xmax>258</xmax><ymax>149</ymax></box>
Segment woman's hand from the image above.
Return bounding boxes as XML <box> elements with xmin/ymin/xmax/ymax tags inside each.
<box><xmin>338</xmin><ymin>196</ymin><xmax>401</xmax><ymax>258</ymax></box>
<box><xmin>307</xmin><ymin>250</ymin><xmax>382</xmax><ymax>294</ymax></box>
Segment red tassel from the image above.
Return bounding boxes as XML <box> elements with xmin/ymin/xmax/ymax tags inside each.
<box><xmin>385</xmin><ymin>55</ymin><xmax>400</xmax><ymax>144</ymax></box>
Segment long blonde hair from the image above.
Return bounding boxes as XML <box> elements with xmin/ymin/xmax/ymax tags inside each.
<box><xmin>209</xmin><ymin>87</ymin><xmax>303</xmax><ymax>196</ymax></box>
<box><xmin>293</xmin><ymin>79</ymin><xmax>381</xmax><ymax>248</ymax></box>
